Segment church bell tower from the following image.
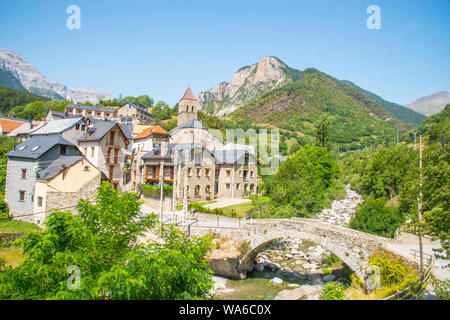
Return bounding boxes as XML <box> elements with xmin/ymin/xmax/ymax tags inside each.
<box><xmin>177</xmin><ymin>86</ymin><xmax>198</xmax><ymax>126</ymax></box>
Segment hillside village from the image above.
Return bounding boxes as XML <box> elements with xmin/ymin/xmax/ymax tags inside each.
<box><xmin>1</xmin><ymin>87</ymin><xmax>258</xmax><ymax>225</ymax></box>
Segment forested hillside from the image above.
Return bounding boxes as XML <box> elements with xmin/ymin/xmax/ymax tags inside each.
<box><xmin>0</xmin><ymin>86</ymin><xmax>50</xmax><ymax>115</ymax></box>
<box><xmin>230</xmin><ymin>68</ymin><xmax>408</xmax><ymax>152</ymax></box>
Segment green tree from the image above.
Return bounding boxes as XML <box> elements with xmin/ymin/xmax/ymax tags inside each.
<box><xmin>349</xmin><ymin>197</ymin><xmax>403</xmax><ymax>238</ymax></box>
<box><xmin>314</xmin><ymin>115</ymin><xmax>331</xmax><ymax>150</ymax></box>
<box><xmin>0</xmin><ymin>182</ymin><xmax>212</xmax><ymax>299</ymax></box>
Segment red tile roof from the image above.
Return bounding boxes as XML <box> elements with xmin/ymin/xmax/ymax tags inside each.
<box><xmin>180</xmin><ymin>86</ymin><xmax>197</xmax><ymax>101</ymax></box>
<box><xmin>0</xmin><ymin>118</ymin><xmax>26</xmax><ymax>133</ymax></box>
<box><xmin>133</xmin><ymin>125</ymin><xmax>169</xmax><ymax>140</ymax></box>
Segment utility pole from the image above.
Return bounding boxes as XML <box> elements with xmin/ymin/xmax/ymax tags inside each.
<box><xmin>159</xmin><ymin>161</ymin><xmax>164</xmax><ymax>227</ymax></box>
<box><xmin>183</xmin><ymin>150</ymin><xmax>189</xmax><ymax>229</ymax></box>
<box><xmin>414</xmin><ymin>132</ymin><xmax>417</xmax><ymax>150</ymax></box>
<box><xmin>172</xmin><ymin>158</ymin><xmax>177</xmax><ymax>224</ymax></box>
<box><xmin>418</xmin><ymin>135</ymin><xmax>424</xmax><ymax>276</ymax></box>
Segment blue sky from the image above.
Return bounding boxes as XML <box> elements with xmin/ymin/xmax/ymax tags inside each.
<box><xmin>0</xmin><ymin>0</ymin><xmax>449</xmax><ymax>106</ymax></box>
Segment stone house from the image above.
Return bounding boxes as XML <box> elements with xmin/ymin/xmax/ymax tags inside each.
<box><xmin>31</xmin><ymin>117</ymin><xmax>88</xmax><ymax>145</ymax></box>
<box><xmin>78</xmin><ymin>119</ymin><xmax>130</xmax><ymax>190</ymax></box>
<box><xmin>116</xmin><ymin>102</ymin><xmax>152</xmax><ymax>125</ymax></box>
<box><xmin>5</xmin><ymin>135</ymin><xmax>92</xmax><ymax>223</ymax></box>
<box><xmin>65</xmin><ymin>103</ymin><xmax>117</xmax><ymax>120</ymax></box>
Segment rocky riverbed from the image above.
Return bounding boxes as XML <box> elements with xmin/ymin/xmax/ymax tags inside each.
<box><xmin>316</xmin><ymin>185</ymin><xmax>364</xmax><ymax>226</ymax></box>
<box><xmin>211</xmin><ymin>238</ymin><xmax>351</xmax><ymax>300</ymax></box>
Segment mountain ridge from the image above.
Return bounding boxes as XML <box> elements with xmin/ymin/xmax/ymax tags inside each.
<box><xmin>0</xmin><ymin>48</ymin><xmax>111</xmax><ymax>104</ymax></box>
<box><xmin>406</xmin><ymin>90</ymin><xmax>450</xmax><ymax>116</ymax></box>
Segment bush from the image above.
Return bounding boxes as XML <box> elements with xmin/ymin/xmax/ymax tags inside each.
<box><xmin>140</xmin><ymin>184</ymin><xmax>172</xmax><ymax>197</ymax></box>
<box><xmin>320</xmin><ymin>282</ymin><xmax>347</xmax><ymax>300</ymax></box>
<box><xmin>349</xmin><ymin>197</ymin><xmax>403</xmax><ymax>238</ymax></box>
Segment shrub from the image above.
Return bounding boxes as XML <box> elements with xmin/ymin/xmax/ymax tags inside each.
<box><xmin>349</xmin><ymin>197</ymin><xmax>403</xmax><ymax>238</ymax></box>
<box><xmin>320</xmin><ymin>282</ymin><xmax>347</xmax><ymax>300</ymax></box>
<box><xmin>140</xmin><ymin>184</ymin><xmax>173</xmax><ymax>197</ymax></box>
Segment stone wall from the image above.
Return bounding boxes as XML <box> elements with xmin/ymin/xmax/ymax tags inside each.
<box><xmin>0</xmin><ymin>232</ymin><xmax>23</xmax><ymax>247</ymax></box>
<box><xmin>141</xmin><ymin>195</ymin><xmax>174</xmax><ymax>212</ymax></box>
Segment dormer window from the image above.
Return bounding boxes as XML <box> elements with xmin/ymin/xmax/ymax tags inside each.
<box><xmin>60</xmin><ymin>145</ymin><xmax>67</xmax><ymax>155</ymax></box>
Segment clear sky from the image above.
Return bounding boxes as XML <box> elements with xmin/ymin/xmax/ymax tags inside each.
<box><xmin>0</xmin><ymin>0</ymin><xmax>449</xmax><ymax>106</ymax></box>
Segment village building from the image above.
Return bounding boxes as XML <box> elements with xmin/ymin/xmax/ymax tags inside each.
<box><xmin>31</xmin><ymin>117</ymin><xmax>88</xmax><ymax>145</ymax></box>
<box><xmin>7</xmin><ymin>120</ymin><xmax>45</xmax><ymax>141</ymax></box>
<box><xmin>78</xmin><ymin>119</ymin><xmax>130</xmax><ymax>190</ymax></box>
<box><xmin>5</xmin><ymin>135</ymin><xmax>102</xmax><ymax>224</ymax></box>
<box><xmin>131</xmin><ymin>87</ymin><xmax>258</xmax><ymax>204</ymax></box>
<box><xmin>65</xmin><ymin>103</ymin><xmax>117</xmax><ymax>120</ymax></box>
<box><xmin>116</xmin><ymin>102</ymin><xmax>152</xmax><ymax>125</ymax></box>
<box><xmin>0</xmin><ymin>116</ymin><xmax>27</xmax><ymax>136</ymax></box>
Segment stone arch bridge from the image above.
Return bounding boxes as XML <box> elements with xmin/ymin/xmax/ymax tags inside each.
<box><xmin>189</xmin><ymin>217</ymin><xmax>401</xmax><ymax>279</ymax></box>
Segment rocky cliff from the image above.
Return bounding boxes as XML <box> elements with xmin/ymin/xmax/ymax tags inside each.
<box><xmin>0</xmin><ymin>48</ymin><xmax>110</xmax><ymax>103</ymax></box>
<box><xmin>198</xmin><ymin>56</ymin><xmax>298</xmax><ymax>116</ymax></box>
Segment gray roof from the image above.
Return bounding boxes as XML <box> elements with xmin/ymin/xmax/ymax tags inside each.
<box><xmin>78</xmin><ymin>120</ymin><xmax>130</xmax><ymax>142</ymax></box>
<box><xmin>141</xmin><ymin>143</ymin><xmax>204</xmax><ymax>159</ymax></box>
<box><xmin>47</xmin><ymin>110</ymin><xmax>79</xmax><ymax>119</ymax></box>
<box><xmin>31</xmin><ymin>118</ymin><xmax>83</xmax><ymax>135</ymax></box>
<box><xmin>66</xmin><ymin>103</ymin><xmax>117</xmax><ymax>113</ymax></box>
<box><xmin>37</xmin><ymin>156</ymin><xmax>83</xmax><ymax>181</ymax></box>
<box><xmin>212</xmin><ymin>149</ymin><xmax>252</xmax><ymax>164</ymax></box>
<box><xmin>7</xmin><ymin>135</ymin><xmax>75</xmax><ymax>159</ymax></box>
<box><xmin>169</xmin><ymin>119</ymin><xmax>205</xmax><ymax>135</ymax></box>
<box><xmin>121</xmin><ymin>102</ymin><xmax>151</xmax><ymax>114</ymax></box>
<box><xmin>118</xmin><ymin>123</ymin><xmax>133</xmax><ymax>140</ymax></box>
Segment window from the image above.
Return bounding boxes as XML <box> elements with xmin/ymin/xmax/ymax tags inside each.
<box><xmin>236</xmin><ymin>183</ymin><xmax>240</xmax><ymax>190</ymax></box>
<box><xmin>91</xmin><ymin>147</ymin><xmax>95</xmax><ymax>157</ymax></box>
<box><xmin>84</xmin><ymin>166</ymin><xmax>90</xmax><ymax>172</ymax></box>
<box><xmin>59</xmin><ymin>145</ymin><xmax>67</xmax><ymax>155</ymax></box>
<box><xmin>19</xmin><ymin>190</ymin><xmax>25</xmax><ymax>202</ymax></box>
<box><xmin>21</xmin><ymin>169</ymin><xmax>27</xmax><ymax>179</ymax></box>
<box><xmin>186</xmin><ymin>106</ymin><xmax>189</xmax><ymax>112</ymax></box>
<box><xmin>226</xmin><ymin>170</ymin><xmax>231</xmax><ymax>177</ymax></box>
<box><xmin>205</xmin><ymin>169</ymin><xmax>210</xmax><ymax>177</ymax></box>
<box><xmin>196</xmin><ymin>168</ymin><xmax>201</xmax><ymax>176</ymax></box>
<box><xmin>37</xmin><ymin>196</ymin><xmax>43</xmax><ymax>207</ymax></box>
<box><xmin>251</xmin><ymin>171</ymin><xmax>254</xmax><ymax>178</ymax></box>
<box><xmin>188</xmin><ymin>167</ymin><xmax>192</xmax><ymax>176</ymax></box>
<box><xmin>205</xmin><ymin>185</ymin><xmax>211</xmax><ymax>194</ymax></box>
<box><xmin>195</xmin><ymin>185</ymin><xmax>200</xmax><ymax>197</ymax></box>
<box><xmin>226</xmin><ymin>183</ymin><xmax>230</xmax><ymax>189</ymax></box>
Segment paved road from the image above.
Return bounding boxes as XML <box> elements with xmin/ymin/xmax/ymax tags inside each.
<box><xmin>140</xmin><ymin>204</ymin><xmax>241</xmax><ymax>229</ymax></box>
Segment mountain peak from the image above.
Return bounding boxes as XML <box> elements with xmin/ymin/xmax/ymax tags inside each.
<box><xmin>406</xmin><ymin>90</ymin><xmax>450</xmax><ymax>116</ymax></box>
<box><xmin>0</xmin><ymin>48</ymin><xmax>110</xmax><ymax>103</ymax></box>
<box><xmin>198</xmin><ymin>56</ymin><xmax>295</xmax><ymax>116</ymax></box>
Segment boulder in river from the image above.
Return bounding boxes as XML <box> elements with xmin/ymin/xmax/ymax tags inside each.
<box><xmin>274</xmin><ymin>285</ymin><xmax>323</xmax><ymax>300</ymax></box>
<box><xmin>269</xmin><ymin>277</ymin><xmax>283</xmax><ymax>285</ymax></box>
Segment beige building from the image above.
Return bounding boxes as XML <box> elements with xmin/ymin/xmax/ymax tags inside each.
<box><xmin>33</xmin><ymin>157</ymin><xmax>103</xmax><ymax>223</ymax></box>
<box><xmin>65</xmin><ymin>104</ymin><xmax>117</xmax><ymax>120</ymax></box>
<box><xmin>78</xmin><ymin>120</ymin><xmax>130</xmax><ymax>190</ymax></box>
<box><xmin>116</xmin><ymin>102</ymin><xmax>152</xmax><ymax>125</ymax></box>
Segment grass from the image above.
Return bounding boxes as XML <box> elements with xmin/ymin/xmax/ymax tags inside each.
<box><xmin>220</xmin><ymin>202</ymin><xmax>255</xmax><ymax>218</ymax></box>
<box><xmin>0</xmin><ymin>220</ymin><xmax>39</xmax><ymax>233</ymax></box>
<box><xmin>0</xmin><ymin>247</ymin><xmax>25</xmax><ymax>268</ymax></box>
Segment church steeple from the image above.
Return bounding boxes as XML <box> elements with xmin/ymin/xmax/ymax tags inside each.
<box><xmin>177</xmin><ymin>86</ymin><xmax>199</xmax><ymax>126</ymax></box>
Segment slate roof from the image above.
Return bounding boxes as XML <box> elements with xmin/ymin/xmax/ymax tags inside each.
<box><xmin>37</xmin><ymin>156</ymin><xmax>83</xmax><ymax>181</ymax></box>
<box><xmin>47</xmin><ymin>110</ymin><xmax>79</xmax><ymax>119</ymax></box>
<box><xmin>6</xmin><ymin>135</ymin><xmax>74</xmax><ymax>159</ymax></box>
<box><xmin>169</xmin><ymin>119</ymin><xmax>205</xmax><ymax>135</ymax></box>
<box><xmin>66</xmin><ymin>103</ymin><xmax>117</xmax><ymax>113</ymax></box>
<box><xmin>31</xmin><ymin>118</ymin><xmax>83</xmax><ymax>135</ymax></box>
<box><xmin>78</xmin><ymin>120</ymin><xmax>130</xmax><ymax>142</ymax></box>
<box><xmin>212</xmin><ymin>149</ymin><xmax>252</xmax><ymax>164</ymax></box>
